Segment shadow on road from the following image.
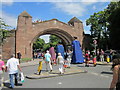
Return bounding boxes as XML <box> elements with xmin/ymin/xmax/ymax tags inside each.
<box><xmin>3</xmin><ymin>82</ymin><xmax>22</xmax><ymax>88</ymax></box>
<box><xmin>77</xmin><ymin>65</ymin><xmax>96</xmax><ymax>67</ymax></box>
<box><xmin>3</xmin><ymin>82</ymin><xmax>10</xmax><ymax>88</ymax></box>
<box><xmin>101</xmin><ymin>71</ymin><xmax>113</xmax><ymax>75</ymax></box>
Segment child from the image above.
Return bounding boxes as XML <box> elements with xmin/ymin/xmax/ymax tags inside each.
<box><xmin>56</xmin><ymin>53</ymin><xmax>64</xmax><ymax>74</ymax></box>
<box><xmin>66</xmin><ymin>49</ymin><xmax>72</xmax><ymax>68</ymax></box>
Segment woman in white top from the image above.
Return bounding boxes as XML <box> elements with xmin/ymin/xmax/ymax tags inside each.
<box><xmin>57</xmin><ymin>53</ymin><xmax>64</xmax><ymax>74</ymax></box>
<box><xmin>66</xmin><ymin>49</ymin><xmax>72</xmax><ymax>68</ymax></box>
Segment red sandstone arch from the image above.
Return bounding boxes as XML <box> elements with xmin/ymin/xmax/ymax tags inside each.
<box><xmin>16</xmin><ymin>11</ymin><xmax>84</xmax><ymax>59</ymax></box>
<box><xmin>31</xmin><ymin>28</ymin><xmax>73</xmax><ymax>44</ymax></box>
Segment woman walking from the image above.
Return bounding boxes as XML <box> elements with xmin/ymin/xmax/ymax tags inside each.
<box><xmin>56</xmin><ymin>53</ymin><xmax>64</xmax><ymax>74</ymax></box>
<box><xmin>66</xmin><ymin>49</ymin><xmax>72</xmax><ymax>68</ymax></box>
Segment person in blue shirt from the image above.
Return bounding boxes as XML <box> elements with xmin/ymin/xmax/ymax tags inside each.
<box><xmin>44</xmin><ymin>50</ymin><xmax>53</xmax><ymax>72</ymax></box>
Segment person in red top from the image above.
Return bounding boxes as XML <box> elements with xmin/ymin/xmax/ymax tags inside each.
<box><xmin>85</xmin><ymin>51</ymin><xmax>90</xmax><ymax>67</ymax></box>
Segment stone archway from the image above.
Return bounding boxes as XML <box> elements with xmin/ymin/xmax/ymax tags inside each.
<box><xmin>31</xmin><ymin>28</ymin><xmax>74</xmax><ymax>53</ymax></box>
<box><xmin>16</xmin><ymin>11</ymin><xmax>84</xmax><ymax>59</ymax></box>
<box><xmin>31</xmin><ymin>28</ymin><xmax>73</xmax><ymax>46</ymax></box>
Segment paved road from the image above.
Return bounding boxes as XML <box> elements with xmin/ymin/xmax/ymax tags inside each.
<box><xmin>3</xmin><ymin>62</ymin><xmax>113</xmax><ymax>88</ymax></box>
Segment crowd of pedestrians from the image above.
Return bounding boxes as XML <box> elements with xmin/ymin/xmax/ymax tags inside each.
<box><xmin>83</xmin><ymin>48</ymin><xmax>118</xmax><ymax>67</ymax></box>
<box><xmin>39</xmin><ymin>37</ymin><xmax>84</xmax><ymax>74</ymax></box>
<box><xmin>0</xmin><ymin>36</ymin><xmax>120</xmax><ymax>90</ymax></box>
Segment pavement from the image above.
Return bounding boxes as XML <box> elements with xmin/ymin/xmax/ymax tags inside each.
<box><xmin>20</xmin><ymin>59</ymin><xmax>112</xmax><ymax>79</ymax></box>
<box><xmin>26</xmin><ymin>66</ymin><xmax>87</xmax><ymax>79</ymax></box>
<box><xmin>89</xmin><ymin>61</ymin><xmax>112</xmax><ymax>65</ymax></box>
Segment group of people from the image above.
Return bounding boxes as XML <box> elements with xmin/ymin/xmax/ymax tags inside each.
<box><xmin>83</xmin><ymin>49</ymin><xmax>120</xmax><ymax>89</ymax></box>
<box><xmin>83</xmin><ymin>49</ymin><xmax>117</xmax><ymax>67</ymax></box>
<box><xmin>96</xmin><ymin>49</ymin><xmax>116</xmax><ymax>62</ymax></box>
<box><xmin>44</xmin><ymin>50</ymin><xmax>65</xmax><ymax>74</ymax></box>
<box><xmin>0</xmin><ymin>36</ymin><xmax>120</xmax><ymax>90</ymax></box>
<box><xmin>43</xmin><ymin>36</ymin><xmax>84</xmax><ymax>74</ymax></box>
<box><xmin>33</xmin><ymin>52</ymin><xmax>44</xmax><ymax>59</ymax></box>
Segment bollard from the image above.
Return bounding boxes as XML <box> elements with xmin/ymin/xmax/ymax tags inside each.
<box><xmin>106</xmin><ymin>55</ymin><xmax>110</xmax><ymax>63</ymax></box>
<box><xmin>38</xmin><ymin>61</ymin><xmax>42</xmax><ymax>75</ymax></box>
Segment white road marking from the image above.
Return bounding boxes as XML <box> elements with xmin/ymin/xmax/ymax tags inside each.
<box><xmin>3</xmin><ymin>79</ymin><xmax>9</xmax><ymax>83</ymax></box>
<box><xmin>58</xmin><ymin>82</ymin><xmax>62</xmax><ymax>85</ymax></box>
<box><xmin>90</xmin><ymin>72</ymin><xmax>99</xmax><ymax>76</ymax></box>
<box><xmin>100</xmin><ymin>74</ymin><xmax>109</xmax><ymax>78</ymax></box>
<box><xmin>89</xmin><ymin>72</ymin><xmax>111</xmax><ymax>78</ymax></box>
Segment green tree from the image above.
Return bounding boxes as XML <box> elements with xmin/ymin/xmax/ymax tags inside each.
<box><xmin>49</xmin><ymin>35</ymin><xmax>61</xmax><ymax>47</ymax></box>
<box><xmin>86</xmin><ymin>1</ymin><xmax>120</xmax><ymax>50</ymax></box>
<box><xmin>0</xmin><ymin>18</ymin><xmax>11</xmax><ymax>42</ymax></box>
<box><xmin>107</xmin><ymin>1</ymin><xmax>120</xmax><ymax>49</ymax></box>
<box><xmin>33</xmin><ymin>35</ymin><xmax>62</xmax><ymax>52</ymax></box>
<box><xmin>86</xmin><ymin>11</ymin><xmax>109</xmax><ymax>49</ymax></box>
<box><xmin>33</xmin><ymin>38</ymin><xmax>45</xmax><ymax>51</ymax></box>
<box><xmin>42</xmin><ymin>43</ymin><xmax>50</xmax><ymax>52</ymax></box>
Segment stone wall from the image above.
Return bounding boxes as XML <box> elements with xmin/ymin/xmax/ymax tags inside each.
<box><xmin>2</xmin><ymin>30</ymin><xmax>15</xmax><ymax>60</ymax></box>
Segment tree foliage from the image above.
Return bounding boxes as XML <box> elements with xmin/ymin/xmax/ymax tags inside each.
<box><xmin>86</xmin><ymin>1</ymin><xmax>120</xmax><ymax>50</ymax></box>
<box><xmin>33</xmin><ymin>35</ymin><xmax>62</xmax><ymax>52</ymax></box>
<box><xmin>33</xmin><ymin>38</ymin><xmax>45</xmax><ymax>51</ymax></box>
<box><xmin>107</xmin><ymin>2</ymin><xmax>120</xmax><ymax>50</ymax></box>
<box><xmin>49</xmin><ymin>35</ymin><xmax>61</xmax><ymax>47</ymax></box>
<box><xmin>0</xmin><ymin>18</ymin><xmax>11</xmax><ymax>45</ymax></box>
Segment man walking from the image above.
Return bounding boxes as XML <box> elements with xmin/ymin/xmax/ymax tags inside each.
<box><xmin>6</xmin><ymin>54</ymin><xmax>22</xmax><ymax>89</ymax></box>
<box><xmin>17</xmin><ymin>51</ymin><xmax>22</xmax><ymax>63</ymax></box>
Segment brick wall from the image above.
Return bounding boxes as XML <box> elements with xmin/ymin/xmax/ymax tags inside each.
<box><xmin>2</xmin><ymin>31</ymin><xmax>15</xmax><ymax>60</ymax></box>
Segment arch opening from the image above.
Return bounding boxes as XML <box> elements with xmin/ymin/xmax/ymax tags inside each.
<box><xmin>31</xmin><ymin>28</ymin><xmax>73</xmax><ymax>59</ymax></box>
<box><xmin>31</xmin><ymin>28</ymin><xmax>73</xmax><ymax>45</ymax></box>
